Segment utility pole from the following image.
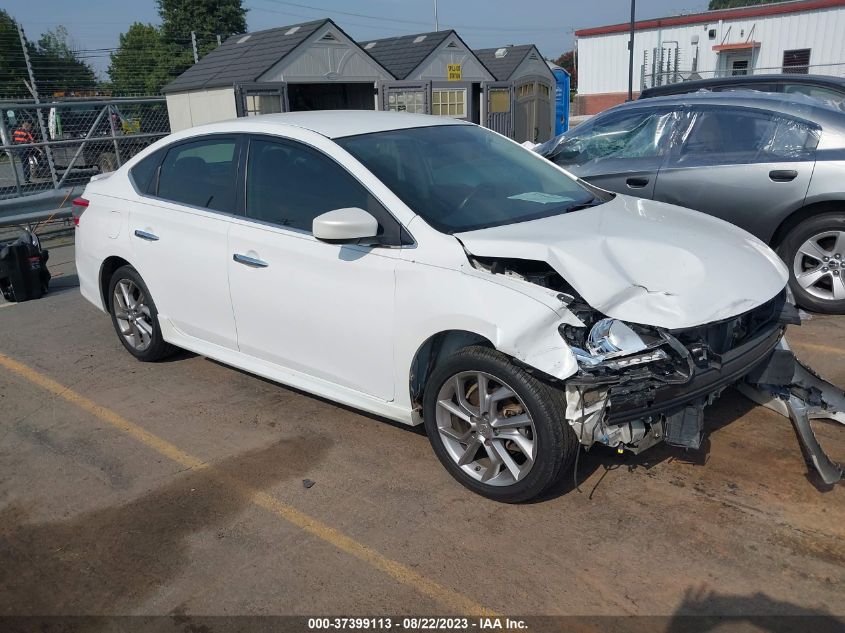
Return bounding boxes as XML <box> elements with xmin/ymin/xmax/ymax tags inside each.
<box><xmin>434</xmin><ymin>0</ymin><xmax>439</xmax><ymax>31</ymax></box>
<box><xmin>627</xmin><ymin>0</ymin><xmax>636</xmax><ymax>101</ymax></box>
<box><xmin>16</xmin><ymin>23</ymin><xmax>58</xmax><ymax>188</ymax></box>
<box><xmin>216</xmin><ymin>34</ymin><xmax>222</xmax><ymax>46</ymax></box>
<box><xmin>191</xmin><ymin>31</ymin><xmax>199</xmax><ymax>63</ymax></box>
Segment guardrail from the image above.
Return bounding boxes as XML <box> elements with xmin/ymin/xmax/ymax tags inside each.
<box><xmin>0</xmin><ymin>97</ymin><xmax>170</xmax><ymax>225</ymax></box>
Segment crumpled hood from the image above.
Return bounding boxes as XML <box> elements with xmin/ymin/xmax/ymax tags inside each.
<box><xmin>456</xmin><ymin>195</ymin><xmax>788</xmax><ymax>329</ymax></box>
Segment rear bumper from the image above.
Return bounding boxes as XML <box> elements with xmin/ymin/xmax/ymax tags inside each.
<box><xmin>608</xmin><ymin>323</ymin><xmax>784</xmax><ymax>424</ymax></box>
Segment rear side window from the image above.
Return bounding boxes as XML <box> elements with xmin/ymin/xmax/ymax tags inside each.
<box><xmin>157</xmin><ymin>137</ymin><xmax>238</xmax><ymax>212</ymax></box>
<box><xmin>675</xmin><ymin>108</ymin><xmax>819</xmax><ymax>166</ymax></box>
<box><xmin>783</xmin><ymin>84</ymin><xmax>845</xmax><ymax>112</ymax></box>
<box><xmin>129</xmin><ymin>150</ymin><xmax>162</xmax><ymax>194</ymax></box>
<box><xmin>245</xmin><ymin>138</ymin><xmax>373</xmax><ymax>233</ymax></box>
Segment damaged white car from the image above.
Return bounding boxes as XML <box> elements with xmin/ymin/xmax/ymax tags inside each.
<box><xmin>74</xmin><ymin>112</ymin><xmax>844</xmax><ymax>502</ymax></box>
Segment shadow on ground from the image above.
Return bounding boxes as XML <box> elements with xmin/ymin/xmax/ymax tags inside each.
<box><xmin>0</xmin><ymin>435</ymin><xmax>332</xmax><ymax>615</ymax></box>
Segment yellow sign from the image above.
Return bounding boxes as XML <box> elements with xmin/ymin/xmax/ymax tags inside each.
<box><xmin>447</xmin><ymin>64</ymin><xmax>462</xmax><ymax>81</ymax></box>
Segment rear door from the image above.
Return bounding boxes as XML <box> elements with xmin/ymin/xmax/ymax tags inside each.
<box><xmin>654</xmin><ymin>106</ymin><xmax>819</xmax><ymax>239</ymax></box>
<box><xmin>550</xmin><ymin>107</ymin><xmax>679</xmax><ymax>199</ymax></box>
<box><xmin>129</xmin><ymin>134</ymin><xmax>242</xmax><ymax>350</ymax></box>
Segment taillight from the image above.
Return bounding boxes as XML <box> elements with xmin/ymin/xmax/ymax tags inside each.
<box><xmin>72</xmin><ymin>197</ymin><xmax>89</xmax><ymax>227</ymax></box>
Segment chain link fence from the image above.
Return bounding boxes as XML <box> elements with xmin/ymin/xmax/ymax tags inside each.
<box><xmin>0</xmin><ymin>98</ymin><xmax>170</xmax><ymax>201</ymax></box>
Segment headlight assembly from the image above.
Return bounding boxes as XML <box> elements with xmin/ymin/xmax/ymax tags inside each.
<box><xmin>587</xmin><ymin>318</ymin><xmax>648</xmax><ymax>358</ymax></box>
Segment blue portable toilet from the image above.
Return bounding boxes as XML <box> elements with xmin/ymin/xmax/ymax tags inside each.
<box><xmin>547</xmin><ymin>62</ymin><xmax>570</xmax><ymax>135</ymax></box>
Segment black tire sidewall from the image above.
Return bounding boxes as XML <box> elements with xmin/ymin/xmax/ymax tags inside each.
<box><xmin>422</xmin><ymin>346</ymin><xmax>574</xmax><ymax>503</ymax></box>
<box><xmin>779</xmin><ymin>213</ymin><xmax>845</xmax><ymax>314</ymax></box>
<box><xmin>107</xmin><ymin>265</ymin><xmax>170</xmax><ymax>361</ymax></box>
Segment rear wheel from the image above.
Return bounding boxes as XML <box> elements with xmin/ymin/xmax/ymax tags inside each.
<box><xmin>422</xmin><ymin>346</ymin><xmax>577</xmax><ymax>503</ymax></box>
<box><xmin>108</xmin><ymin>265</ymin><xmax>175</xmax><ymax>361</ymax></box>
<box><xmin>779</xmin><ymin>213</ymin><xmax>845</xmax><ymax>314</ymax></box>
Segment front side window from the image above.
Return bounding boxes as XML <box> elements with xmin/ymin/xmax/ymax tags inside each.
<box><xmin>245</xmin><ymin>138</ymin><xmax>375</xmax><ymax>233</ymax></box>
<box><xmin>337</xmin><ymin>124</ymin><xmax>600</xmax><ymax>234</ymax></box>
<box><xmin>674</xmin><ymin>107</ymin><xmax>819</xmax><ymax>166</ymax></box>
<box><xmin>432</xmin><ymin>89</ymin><xmax>466</xmax><ymax>117</ymax></box>
<box><xmin>541</xmin><ymin>109</ymin><xmax>677</xmax><ymax>166</ymax></box>
<box><xmin>157</xmin><ymin>137</ymin><xmax>238</xmax><ymax>211</ymax></box>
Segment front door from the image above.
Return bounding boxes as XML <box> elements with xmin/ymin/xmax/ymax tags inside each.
<box><xmin>227</xmin><ymin>135</ymin><xmax>399</xmax><ymax>400</ymax></box>
<box><xmin>551</xmin><ymin>107</ymin><xmax>679</xmax><ymax>200</ymax></box>
<box><xmin>129</xmin><ymin>134</ymin><xmax>242</xmax><ymax>349</ymax></box>
<box><xmin>654</xmin><ymin>106</ymin><xmax>818</xmax><ymax>240</ymax></box>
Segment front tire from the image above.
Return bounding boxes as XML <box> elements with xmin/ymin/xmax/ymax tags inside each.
<box><xmin>108</xmin><ymin>265</ymin><xmax>175</xmax><ymax>361</ymax></box>
<box><xmin>778</xmin><ymin>213</ymin><xmax>845</xmax><ymax>314</ymax></box>
<box><xmin>422</xmin><ymin>346</ymin><xmax>577</xmax><ymax>503</ymax></box>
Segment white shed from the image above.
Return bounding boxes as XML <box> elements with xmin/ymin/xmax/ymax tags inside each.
<box><xmin>162</xmin><ymin>19</ymin><xmax>393</xmax><ymax>131</ymax></box>
<box><xmin>574</xmin><ymin>0</ymin><xmax>845</xmax><ymax>114</ymax></box>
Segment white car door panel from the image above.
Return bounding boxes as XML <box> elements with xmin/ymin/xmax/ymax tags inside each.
<box><xmin>228</xmin><ymin>222</ymin><xmax>397</xmax><ymax>400</ymax></box>
<box><xmin>128</xmin><ymin>134</ymin><xmax>241</xmax><ymax>350</ymax></box>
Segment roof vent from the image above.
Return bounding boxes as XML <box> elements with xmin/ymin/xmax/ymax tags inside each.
<box><xmin>446</xmin><ymin>41</ymin><xmax>458</xmax><ymax>48</ymax></box>
<box><xmin>413</xmin><ymin>35</ymin><xmax>427</xmax><ymax>43</ymax></box>
<box><xmin>319</xmin><ymin>31</ymin><xmax>338</xmax><ymax>42</ymax></box>
<box><xmin>364</xmin><ymin>42</ymin><xmax>376</xmax><ymax>50</ymax></box>
<box><xmin>495</xmin><ymin>47</ymin><xmax>509</xmax><ymax>58</ymax></box>
<box><xmin>528</xmin><ymin>52</ymin><xmax>538</xmax><ymax>60</ymax></box>
<box><xmin>236</xmin><ymin>34</ymin><xmax>251</xmax><ymax>44</ymax></box>
<box><xmin>285</xmin><ymin>26</ymin><xmax>301</xmax><ymax>35</ymax></box>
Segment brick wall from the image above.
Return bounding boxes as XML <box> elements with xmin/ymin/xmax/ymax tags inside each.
<box><xmin>574</xmin><ymin>91</ymin><xmax>639</xmax><ymax>115</ymax></box>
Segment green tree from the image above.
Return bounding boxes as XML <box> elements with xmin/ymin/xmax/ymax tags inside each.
<box><xmin>107</xmin><ymin>23</ymin><xmax>172</xmax><ymax>95</ymax></box>
<box><xmin>0</xmin><ymin>10</ymin><xmax>29</xmax><ymax>96</ymax></box>
<box><xmin>157</xmin><ymin>0</ymin><xmax>247</xmax><ymax>49</ymax></box>
<box><xmin>30</xmin><ymin>26</ymin><xmax>97</xmax><ymax>94</ymax></box>
<box><xmin>552</xmin><ymin>51</ymin><xmax>577</xmax><ymax>90</ymax></box>
<box><xmin>708</xmin><ymin>0</ymin><xmax>779</xmax><ymax>9</ymax></box>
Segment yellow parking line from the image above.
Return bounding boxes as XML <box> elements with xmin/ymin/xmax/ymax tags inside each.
<box><xmin>0</xmin><ymin>352</ymin><xmax>495</xmax><ymax>616</ymax></box>
<box><xmin>790</xmin><ymin>340</ymin><xmax>845</xmax><ymax>356</ymax></box>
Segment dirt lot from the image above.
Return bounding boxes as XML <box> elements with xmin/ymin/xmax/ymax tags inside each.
<box><xmin>0</xmin><ymin>229</ymin><xmax>843</xmax><ymax>623</ymax></box>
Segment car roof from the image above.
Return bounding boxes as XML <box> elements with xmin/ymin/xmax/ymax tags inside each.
<box><xmin>604</xmin><ymin>90</ymin><xmax>845</xmax><ymax>127</ymax></box>
<box><xmin>641</xmin><ymin>74</ymin><xmax>845</xmax><ymax>97</ymax></box>
<box><xmin>186</xmin><ymin>111</ymin><xmax>472</xmax><ymax>140</ymax></box>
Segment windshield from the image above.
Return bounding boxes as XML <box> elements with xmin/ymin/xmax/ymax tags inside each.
<box><xmin>336</xmin><ymin>125</ymin><xmax>600</xmax><ymax>233</ymax></box>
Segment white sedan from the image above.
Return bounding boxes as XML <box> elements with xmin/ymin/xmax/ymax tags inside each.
<box><xmin>74</xmin><ymin>111</ymin><xmax>844</xmax><ymax>501</ymax></box>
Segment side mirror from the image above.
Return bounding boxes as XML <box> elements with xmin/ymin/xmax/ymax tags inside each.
<box><xmin>312</xmin><ymin>207</ymin><xmax>379</xmax><ymax>244</ymax></box>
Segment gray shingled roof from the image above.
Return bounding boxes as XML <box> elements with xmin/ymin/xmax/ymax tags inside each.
<box><xmin>163</xmin><ymin>19</ymin><xmax>329</xmax><ymax>93</ymax></box>
<box><xmin>474</xmin><ymin>45</ymin><xmax>536</xmax><ymax>81</ymax></box>
<box><xmin>359</xmin><ymin>30</ymin><xmax>452</xmax><ymax>80</ymax></box>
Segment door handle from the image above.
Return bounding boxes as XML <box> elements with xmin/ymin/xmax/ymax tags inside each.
<box><xmin>134</xmin><ymin>229</ymin><xmax>159</xmax><ymax>241</ymax></box>
<box><xmin>769</xmin><ymin>169</ymin><xmax>798</xmax><ymax>182</ymax></box>
<box><xmin>233</xmin><ymin>253</ymin><xmax>269</xmax><ymax>268</ymax></box>
<box><xmin>626</xmin><ymin>177</ymin><xmax>650</xmax><ymax>188</ymax></box>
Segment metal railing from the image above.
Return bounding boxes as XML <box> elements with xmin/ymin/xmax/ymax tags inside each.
<box><xmin>641</xmin><ymin>62</ymin><xmax>845</xmax><ymax>90</ymax></box>
<box><xmin>0</xmin><ymin>97</ymin><xmax>170</xmax><ymax>202</ymax></box>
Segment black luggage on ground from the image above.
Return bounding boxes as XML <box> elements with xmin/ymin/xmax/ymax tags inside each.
<box><xmin>0</xmin><ymin>231</ymin><xmax>50</xmax><ymax>302</ymax></box>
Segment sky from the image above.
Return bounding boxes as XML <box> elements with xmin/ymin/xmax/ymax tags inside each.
<box><xmin>4</xmin><ymin>0</ymin><xmax>710</xmax><ymax>77</ymax></box>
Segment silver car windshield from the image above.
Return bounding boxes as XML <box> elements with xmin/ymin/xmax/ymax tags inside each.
<box><xmin>337</xmin><ymin>125</ymin><xmax>602</xmax><ymax>234</ymax></box>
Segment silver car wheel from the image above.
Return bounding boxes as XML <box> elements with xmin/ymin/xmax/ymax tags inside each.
<box><xmin>113</xmin><ymin>279</ymin><xmax>154</xmax><ymax>351</ymax></box>
<box><xmin>793</xmin><ymin>230</ymin><xmax>845</xmax><ymax>301</ymax></box>
<box><xmin>435</xmin><ymin>371</ymin><xmax>536</xmax><ymax>487</ymax></box>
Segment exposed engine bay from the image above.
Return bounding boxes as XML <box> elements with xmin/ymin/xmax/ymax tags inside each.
<box><xmin>469</xmin><ymin>255</ymin><xmax>845</xmax><ymax>485</ymax></box>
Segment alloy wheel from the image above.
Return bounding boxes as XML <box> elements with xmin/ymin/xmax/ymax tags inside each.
<box><xmin>793</xmin><ymin>230</ymin><xmax>845</xmax><ymax>301</ymax></box>
<box><xmin>435</xmin><ymin>371</ymin><xmax>537</xmax><ymax>486</ymax></box>
<box><xmin>113</xmin><ymin>279</ymin><xmax>154</xmax><ymax>351</ymax></box>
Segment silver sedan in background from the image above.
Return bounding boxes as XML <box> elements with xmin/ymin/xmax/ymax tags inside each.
<box><xmin>536</xmin><ymin>91</ymin><xmax>845</xmax><ymax>313</ymax></box>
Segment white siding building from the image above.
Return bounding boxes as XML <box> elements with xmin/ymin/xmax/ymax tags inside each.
<box><xmin>574</xmin><ymin>0</ymin><xmax>845</xmax><ymax>114</ymax></box>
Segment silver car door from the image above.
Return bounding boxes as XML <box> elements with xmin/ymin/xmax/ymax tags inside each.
<box><xmin>550</xmin><ymin>107</ymin><xmax>678</xmax><ymax>199</ymax></box>
<box><xmin>654</xmin><ymin>106</ymin><xmax>818</xmax><ymax>240</ymax></box>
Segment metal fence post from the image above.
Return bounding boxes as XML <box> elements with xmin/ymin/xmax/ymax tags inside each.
<box><xmin>16</xmin><ymin>24</ymin><xmax>59</xmax><ymax>189</ymax></box>
<box><xmin>191</xmin><ymin>31</ymin><xmax>199</xmax><ymax>63</ymax></box>
<box><xmin>107</xmin><ymin>105</ymin><xmax>122</xmax><ymax>167</ymax></box>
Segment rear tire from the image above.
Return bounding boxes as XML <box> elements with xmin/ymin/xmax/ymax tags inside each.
<box><xmin>778</xmin><ymin>213</ymin><xmax>845</xmax><ymax>314</ymax></box>
<box><xmin>422</xmin><ymin>346</ymin><xmax>577</xmax><ymax>503</ymax></box>
<box><xmin>108</xmin><ymin>265</ymin><xmax>176</xmax><ymax>362</ymax></box>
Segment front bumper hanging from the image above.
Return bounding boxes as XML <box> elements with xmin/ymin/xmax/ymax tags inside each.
<box><xmin>739</xmin><ymin>340</ymin><xmax>845</xmax><ymax>486</ymax></box>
